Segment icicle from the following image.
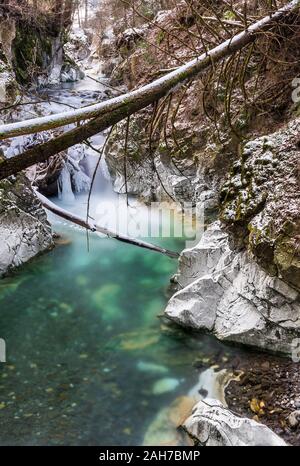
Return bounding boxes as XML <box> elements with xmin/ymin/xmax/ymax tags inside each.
<box><xmin>58</xmin><ymin>165</ymin><xmax>75</xmax><ymax>204</ymax></box>
<box><xmin>100</xmin><ymin>157</ymin><xmax>111</xmax><ymax>181</ymax></box>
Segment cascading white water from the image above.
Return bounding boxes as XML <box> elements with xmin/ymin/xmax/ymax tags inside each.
<box><xmin>58</xmin><ymin>165</ymin><xmax>75</xmax><ymax>204</ymax></box>
<box><xmin>99</xmin><ymin>156</ymin><xmax>111</xmax><ymax>181</ymax></box>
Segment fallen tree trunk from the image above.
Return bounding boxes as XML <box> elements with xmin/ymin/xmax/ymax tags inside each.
<box><xmin>0</xmin><ymin>0</ymin><xmax>299</xmax><ymax>181</ymax></box>
<box><xmin>36</xmin><ymin>191</ymin><xmax>179</xmax><ymax>259</ymax></box>
<box><xmin>0</xmin><ymin>0</ymin><xmax>298</xmax><ymax>141</ymax></box>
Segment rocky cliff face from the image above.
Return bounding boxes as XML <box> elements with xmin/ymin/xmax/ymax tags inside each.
<box><xmin>220</xmin><ymin>119</ymin><xmax>300</xmax><ymax>292</ymax></box>
<box><xmin>12</xmin><ymin>19</ymin><xmax>84</xmax><ymax>87</ymax></box>
<box><xmin>105</xmin><ymin>115</ymin><xmax>204</xmax><ymax>205</ymax></box>
<box><xmin>0</xmin><ymin>173</ymin><xmax>53</xmax><ymax>278</ymax></box>
<box><xmin>166</xmin><ymin>120</ymin><xmax>300</xmax><ymax>355</ymax></box>
<box><xmin>0</xmin><ymin>10</ymin><xmax>85</xmax><ymax>96</ymax></box>
<box><xmin>0</xmin><ymin>17</ymin><xmax>18</xmax><ymax>104</ymax></box>
<box><xmin>0</xmin><ymin>13</ymin><xmax>63</xmax><ymax>277</ymax></box>
<box><xmin>0</xmin><ymin>49</ymin><xmax>18</xmax><ymax>105</ymax></box>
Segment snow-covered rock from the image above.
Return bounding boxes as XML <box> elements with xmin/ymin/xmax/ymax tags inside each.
<box><xmin>183</xmin><ymin>398</ymin><xmax>286</xmax><ymax>446</ymax></box>
<box><xmin>64</xmin><ymin>29</ymin><xmax>91</xmax><ymax>62</ymax></box>
<box><xmin>0</xmin><ymin>17</ymin><xmax>18</xmax><ymax>104</ymax></box>
<box><xmin>0</xmin><ymin>175</ymin><xmax>53</xmax><ymax>277</ymax></box>
<box><xmin>0</xmin><ymin>41</ymin><xmax>18</xmax><ymax>105</ymax></box>
<box><xmin>165</xmin><ymin>222</ymin><xmax>300</xmax><ymax>355</ymax></box>
<box><xmin>60</xmin><ymin>57</ymin><xmax>85</xmax><ymax>83</ymax></box>
<box><xmin>116</xmin><ymin>26</ymin><xmax>148</xmax><ymax>51</ymax></box>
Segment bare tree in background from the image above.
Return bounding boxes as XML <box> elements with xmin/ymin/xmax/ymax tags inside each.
<box><xmin>0</xmin><ymin>0</ymin><xmax>77</xmax><ymax>27</ymax></box>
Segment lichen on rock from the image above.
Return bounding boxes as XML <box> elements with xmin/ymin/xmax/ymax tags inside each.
<box><xmin>220</xmin><ymin>119</ymin><xmax>300</xmax><ymax>291</ymax></box>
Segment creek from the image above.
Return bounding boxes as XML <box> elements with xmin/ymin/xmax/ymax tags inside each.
<box><xmin>0</xmin><ymin>76</ymin><xmax>250</xmax><ymax>446</ymax></box>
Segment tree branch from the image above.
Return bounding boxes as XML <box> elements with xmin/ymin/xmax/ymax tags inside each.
<box><xmin>0</xmin><ymin>0</ymin><xmax>298</xmax><ymax>141</ymax></box>
<box><xmin>36</xmin><ymin>190</ymin><xmax>179</xmax><ymax>259</ymax></box>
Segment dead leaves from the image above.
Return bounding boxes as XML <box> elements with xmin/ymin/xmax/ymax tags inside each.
<box><xmin>250</xmin><ymin>398</ymin><xmax>266</xmax><ymax>416</ymax></box>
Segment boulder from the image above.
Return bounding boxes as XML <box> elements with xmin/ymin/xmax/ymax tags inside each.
<box><xmin>0</xmin><ymin>175</ymin><xmax>53</xmax><ymax>277</ymax></box>
<box><xmin>116</xmin><ymin>26</ymin><xmax>147</xmax><ymax>52</ymax></box>
<box><xmin>0</xmin><ymin>18</ymin><xmax>18</xmax><ymax>104</ymax></box>
<box><xmin>183</xmin><ymin>398</ymin><xmax>286</xmax><ymax>446</ymax></box>
<box><xmin>220</xmin><ymin>119</ymin><xmax>300</xmax><ymax>291</ymax></box>
<box><xmin>64</xmin><ymin>29</ymin><xmax>91</xmax><ymax>62</ymax></box>
<box><xmin>0</xmin><ymin>48</ymin><xmax>18</xmax><ymax>105</ymax></box>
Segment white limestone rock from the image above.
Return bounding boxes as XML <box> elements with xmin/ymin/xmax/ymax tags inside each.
<box><xmin>0</xmin><ymin>54</ymin><xmax>18</xmax><ymax>105</ymax></box>
<box><xmin>220</xmin><ymin>119</ymin><xmax>300</xmax><ymax>291</ymax></box>
<box><xmin>0</xmin><ymin>176</ymin><xmax>53</xmax><ymax>277</ymax></box>
<box><xmin>0</xmin><ymin>18</ymin><xmax>18</xmax><ymax>105</ymax></box>
<box><xmin>64</xmin><ymin>28</ymin><xmax>91</xmax><ymax>62</ymax></box>
<box><xmin>183</xmin><ymin>398</ymin><xmax>286</xmax><ymax>446</ymax></box>
<box><xmin>165</xmin><ymin>222</ymin><xmax>300</xmax><ymax>355</ymax></box>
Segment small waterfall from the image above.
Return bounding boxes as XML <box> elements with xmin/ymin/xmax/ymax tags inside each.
<box><xmin>58</xmin><ymin>165</ymin><xmax>75</xmax><ymax>204</ymax></box>
<box><xmin>99</xmin><ymin>157</ymin><xmax>111</xmax><ymax>181</ymax></box>
<box><xmin>84</xmin><ymin>151</ymin><xmax>114</xmax><ymax>197</ymax></box>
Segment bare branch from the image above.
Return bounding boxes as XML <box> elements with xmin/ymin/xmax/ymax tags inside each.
<box><xmin>0</xmin><ymin>0</ymin><xmax>298</xmax><ymax>141</ymax></box>
<box><xmin>36</xmin><ymin>190</ymin><xmax>179</xmax><ymax>259</ymax></box>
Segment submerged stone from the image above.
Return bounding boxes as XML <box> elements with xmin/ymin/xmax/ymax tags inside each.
<box><xmin>136</xmin><ymin>361</ymin><xmax>169</xmax><ymax>375</ymax></box>
<box><xmin>152</xmin><ymin>377</ymin><xmax>180</xmax><ymax>395</ymax></box>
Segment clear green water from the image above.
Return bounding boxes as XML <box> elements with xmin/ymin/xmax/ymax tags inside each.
<box><xmin>0</xmin><ymin>80</ymin><xmax>240</xmax><ymax>446</ymax></box>
<box><xmin>0</xmin><ymin>197</ymin><xmax>237</xmax><ymax>446</ymax></box>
